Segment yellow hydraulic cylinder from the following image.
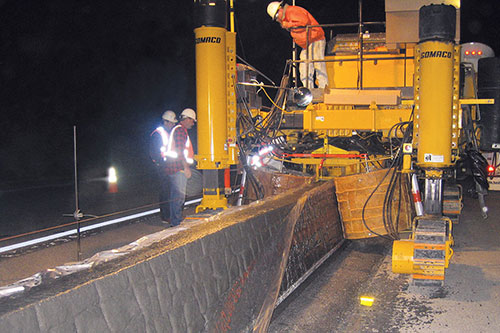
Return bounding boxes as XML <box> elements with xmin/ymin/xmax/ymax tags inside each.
<box><xmin>195</xmin><ymin>26</ymin><xmax>229</xmax><ymax>170</ymax></box>
<box><xmin>392</xmin><ymin>240</ymin><xmax>414</xmax><ymax>274</ymax></box>
<box><xmin>414</xmin><ymin>41</ymin><xmax>457</xmax><ymax>168</ymax></box>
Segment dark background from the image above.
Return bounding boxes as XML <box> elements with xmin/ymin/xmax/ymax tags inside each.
<box><xmin>1</xmin><ymin>0</ymin><xmax>499</xmax><ymax>187</ymax></box>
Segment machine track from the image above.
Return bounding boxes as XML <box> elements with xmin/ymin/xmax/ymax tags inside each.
<box><xmin>412</xmin><ymin>217</ymin><xmax>452</xmax><ymax>286</ymax></box>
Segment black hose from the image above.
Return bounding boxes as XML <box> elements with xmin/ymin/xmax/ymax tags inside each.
<box><xmin>465</xmin><ymin>145</ymin><xmax>489</xmax><ymax>189</ymax></box>
<box><xmin>361</xmin><ymin>118</ymin><xmax>413</xmax><ymax>240</ymax></box>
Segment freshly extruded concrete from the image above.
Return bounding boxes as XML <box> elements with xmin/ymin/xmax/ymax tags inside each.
<box><xmin>0</xmin><ymin>181</ymin><xmax>343</xmax><ymax>332</ymax></box>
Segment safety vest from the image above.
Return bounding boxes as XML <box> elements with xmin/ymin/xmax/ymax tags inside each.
<box><xmin>280</xmin><ymin>5</ymin><xmax>325</xmax><ymax>49</ymax></box>
<box><xmin>168</xmin><ymin>125</ymin><xmax>194</xmax><ymax>165</ymax></box>
<box><xmin>152</xmin><ymin>126</ymin><xmax>170</xmax><ymax>161</ymax></box>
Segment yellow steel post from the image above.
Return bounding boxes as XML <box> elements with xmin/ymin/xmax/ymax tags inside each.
<box><xmin>194</xmin><ymin>1</ymin><xmax>238</xmax><ymax>212</ymax></box>
<box><xmin>226</xmin><ymin>30</ymin><xmax>238</xmax><ymax>166</ymax></box>
<box><xmin>414</xmin><ymin>41</ymin><xmax>457</xmax><ymax>168</ymax></box>
<box><xmin>229</xmin><ymin>0</ymin><xmax>235</xmax><ymax>33</ymax></box>
<box><xmin>195</xmin><ymin>26</ymin><xmax>229</xmax><ymax>170</ymax></box>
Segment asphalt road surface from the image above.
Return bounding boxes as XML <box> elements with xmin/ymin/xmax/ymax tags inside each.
<box><xmin>269</xmin><ymin>191</ymin><xmax>500</xmax><ymax>332</ymax></box>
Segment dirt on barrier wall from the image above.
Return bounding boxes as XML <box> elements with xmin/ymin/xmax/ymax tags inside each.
<box><xmin>0</xmin><ymin>179</ymin><xmax>343</xmax><ymax>332</ymax></box>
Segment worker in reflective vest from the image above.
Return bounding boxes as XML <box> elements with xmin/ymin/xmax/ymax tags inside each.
<box><xmin>164</xmin><ymin>108</ymin><xmax>196</xmax><ymax>226</ymax></box>
<box><xmin>150</xmin><ymin>110</ymin><xmax>178</xmax><ymax>224</ymax></box>
<box><xmin>164</xmin><ymin>126</ymin><xmax>194</xmax><ymax>164</ymax></box>
<box><xmin>267</xmin><ymin>1</ymin><xmax>328</xmax><ymax>88</ymax></box>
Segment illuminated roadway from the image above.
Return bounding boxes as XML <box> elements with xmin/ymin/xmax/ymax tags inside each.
<box><xmin>1</xmin><ymin>192</ymin><xmax>499</xmax><ymax>331</ymax></box>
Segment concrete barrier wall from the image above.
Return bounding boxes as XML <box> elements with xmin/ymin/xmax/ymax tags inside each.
<box><xmin>0</xmin><ymin>181</ymin><xmax>342</xmax><ymax>332</ymax></box>
<box><xmin>279</xmin><ymin>181</ymin><xmax>343</xmax><ymax>300</ymax></box>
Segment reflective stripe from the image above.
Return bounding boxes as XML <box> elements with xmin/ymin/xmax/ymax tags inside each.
<box><xmin>165</xmin><ymin>126</ymin><xmax>179</xmax><ymax>158</ymax></box>
<box><xmin>154</xmin><ymin>126</ymin><xmax>170</xmax><ymax>161</ymax></box>
<box><xmin>184</xmin><ymin>137</ymin><xmax>194</xmax><ymax>164</ymax></box>
<box><xmin>170</xmin><ymin>125</ymin><xmax>194</xmax><ymax>164</ymax></box>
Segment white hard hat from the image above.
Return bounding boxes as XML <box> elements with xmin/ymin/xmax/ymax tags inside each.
<box><xmin>180</xmin><ymin>108</ymin><xmax>197</xmax><ymax>122</ymax></box>
<box><xmin>267</xmin><ymin>2</ymin><xmax>282</xmax><ymax>20</ymax></box>
<box><xmin>162</xmin><ymin>110</ymin><xmax>178</xmax><ymax>123</ymax></box>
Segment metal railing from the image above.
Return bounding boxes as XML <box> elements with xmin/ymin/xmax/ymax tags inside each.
<box><xmin>290</xmin><ymin>20</ymin><xmax>386</xmax><ymax>89</ymax></box>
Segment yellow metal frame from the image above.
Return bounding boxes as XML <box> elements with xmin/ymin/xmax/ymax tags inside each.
<box><xmin>291</xmin><ymin>157</ymin><xmax>365</xmax><ymax>179</ymax></box>
<box><xmin>290</xmin><ymin>157</ymin><xmax>390</xmax><ymax>180</ymax></box>
<box><xmin>303</xmin><ymin>103</ymin><xmax>413</xmax><ymax>136</ymax></box>
<box><xmin>325</xmin><ymin>49</ymin><xmax>415</xmax><ymax>89</ymax></box>
<box><xmin>400</xmin><ymin>98</ymin><xmax>493</xmax><ymax>106</ymax></box>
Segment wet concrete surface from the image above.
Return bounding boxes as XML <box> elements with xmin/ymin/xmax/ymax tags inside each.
<box><xmin>269</xmin><ymin>238</ymin><xmax>395</xmax><ymax>332</ymax></box>
<box><xmin>269</xmin><ymin>191</ymin><xmax>500</xmax><ymax>332</ymax></box>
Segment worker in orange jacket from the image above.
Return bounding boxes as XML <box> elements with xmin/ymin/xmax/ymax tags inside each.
<box><xmin>267</xmin><ymin>1</ymin><xmax>328</xmax><ymax>88</ymax></box>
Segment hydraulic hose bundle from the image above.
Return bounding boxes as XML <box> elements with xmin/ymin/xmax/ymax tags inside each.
<box><xmin>233</xmin><ymin>69</ymin><xmax>299</xmax><ymax>204</ymax></box>
<box><xmin>361</xmin><ymin>119</ymin><xmax>413</xmax><ymax>240</ymax></box>
<box><xmin>464</xmin><ymin>144</ymin><xmax>489</xmax><ymax>190</ymax></box>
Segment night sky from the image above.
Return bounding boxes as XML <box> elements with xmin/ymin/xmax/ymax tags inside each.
<box><xmin>1</xmin><ymin>0</ymin><xmax>498</xmax><ymax>186</ymax></box>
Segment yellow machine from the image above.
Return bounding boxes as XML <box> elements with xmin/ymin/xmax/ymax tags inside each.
<box><xmin>193</xmin><ymin>0</ymin><xmax>494</xmax><ymax>285</ymax></box>
<box><xmin>193</xmin><ymin>0</ymin><xmax>238</xmax><ymax>212</ymax></box>
<box><xmin>391</xmin><ymin>5</ymin><xmax>460</xmax><ymax>286</ymax></box>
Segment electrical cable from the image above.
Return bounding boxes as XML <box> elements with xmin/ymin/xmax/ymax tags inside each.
<box><xmin>236</xmin><ymin>54</ymin><xmax>276</xmax><ymax>86</ymax></box>
<box><xmin>233</xmin><ymin>72</ymin><xmax>295</xmax><ymax>202</ymax></box>
<box><xmin>459</xmin><ymin>101</ymin><xmax>490</xmax><ymax>192</ymax></box>
<box><xmin>360</xmin><ymin>116</ymin><xmax>413</xmax><ymax>240</ymax></box>
<box><xmin>261</xmin><ymin>87</ymin><xmax>287</xmax><ymax>113</ymax></box>
<box><xmin>234</xmin><ymin>93</ymin><xmax>266</xmax><ymax>201</ymax></box>
<box><xmin>360</xmin><ymin>167</ymin><xmax>397</xmax><ymax>241</ymax></box>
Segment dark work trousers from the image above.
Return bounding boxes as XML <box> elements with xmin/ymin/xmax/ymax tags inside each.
<box><xmin>168</xmin><ymin>170</ymin><xmax>187</xmax><ymax>226</ymax></box>
<box><xmin>158</xmin><ymin>169</ymin><xmax>170</xmax><ymax>221</ymax></box>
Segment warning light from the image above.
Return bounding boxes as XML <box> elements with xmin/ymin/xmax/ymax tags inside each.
<box><xmin>108</xmin><ymin>167</ymin><xmax>118</xmax><ymax>193</ymax></box>
<box><xmin>465</xmin><ymin>50</ymin><xmax>470</xmax><ymax>55</ymax></box>
<box><xmin>360</xmin><ymin>296</ymin><xmax>375</xmax><ymax>307</ymax></box>
<box><xmin>108</xmin><ymin>167</ymin><xmax>117</xmax><ymax>183</ymax></box>
<box><xmin>472</xmin><ymin>51</ymin><xmax>476</xmax><ymax>55</ymax></box>
<box><xmin>478</xmin><ymin>50</ymin><xmax>483</xmax><ymax>55</ymax></box>
<box><xmin>487</xmin><ymin>165</ymin><xmax>496</xmax><ymax>174</ymax></box>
